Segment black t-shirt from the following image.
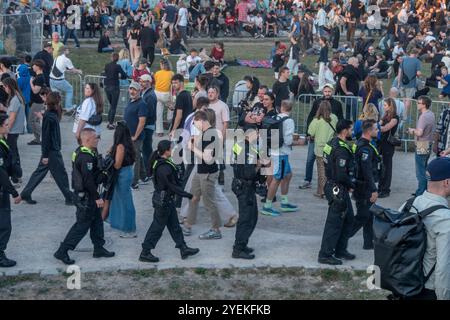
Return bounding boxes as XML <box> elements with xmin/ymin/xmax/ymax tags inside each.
<box><xmin>266</xmin><ymin>16</ymin><xmax>276</xmax><ymax>24</ymax></box>
<box><xmin>30</xmin><ymin>74</ymin><xmax>46</xmax><ymax>104</ymax></box>
<box><xmin>197</xmin><ymin>127</ymin><xmax>219</xmax><ymax>174</ymax></box>
<box><xmin>387</xmin><ymin>16</ymin><xmax>397</xmax><ymax>34</ymax></box>
<box><xmin>272</xmin><ymin>80</ymin><xmax>291</xmax><ymax>110</ymax></box>
<box><xmin>171</xmin><ymin>90</ymin><xmax>193</xmax><ymax>130</ymax></box>
<box><xmin>337</xmin><ymin>65</ymin><xmax>360</xmax><ymax>96</ymax></box>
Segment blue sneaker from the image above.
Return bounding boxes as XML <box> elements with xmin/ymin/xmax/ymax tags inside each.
<box><xmin>260</xmin><ymin>207</ymin><xmax>281</xmax><ymax>217</ymax></box>
<box><xmin>280</xmin><ymin>203</ymin><xmax>298</xmax><ymax>212</ymax></box>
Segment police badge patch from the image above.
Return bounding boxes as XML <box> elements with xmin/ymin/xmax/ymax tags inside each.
<box><xmin>87</xmin><ymin>162</ymin><xmax>93</xmax><ymax>171</ymax></box>
<box><xmin>339</xmin><ymin>159</ymin><xmax>346</xmax><ymax>167</ymax></box>
<box><xmin>362</xmin><ymin>153</ymin><xmax>369</xmax><ymax>161</ymax></box>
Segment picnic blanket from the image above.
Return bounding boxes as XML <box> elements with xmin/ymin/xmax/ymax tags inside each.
<box><xmin>236</xmin><ymin>59</ymin><xmax>272</xmax><ymax>69</ymax></box>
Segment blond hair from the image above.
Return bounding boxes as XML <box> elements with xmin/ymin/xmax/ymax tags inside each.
<box><xmin>359</xmin><ymin>103</ymin><xmax>379</xmax><ymax>121</ymax></box>
<box><xmin>118</xmin><ymin>48</ymin><xmax>130</xmax><ymax>61</ymax></box>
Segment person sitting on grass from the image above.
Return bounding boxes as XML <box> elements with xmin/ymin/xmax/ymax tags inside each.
<box><xmin>98</xmin><ymin>30</ymin><xmax>114</xmax><ymax>53</ymax></box>
<box><xmin>436</xmin><ymin>66</ymin><xmax>450</xmax><ymax>99</ymax></box>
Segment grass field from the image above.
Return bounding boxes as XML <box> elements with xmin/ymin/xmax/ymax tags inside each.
<box><xmin>69</xmin><ymin>40</ymin><xmax>439</xmax><ymax>100</ymax></box>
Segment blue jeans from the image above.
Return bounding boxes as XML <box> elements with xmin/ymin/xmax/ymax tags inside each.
<box><xmin>415</xmin><ymin>153</ymin><xmax>430</xmax><ymax>196</ymax></box>
<box><xmin>50</xmin><ymin>79</ymin><xmax>74</xmax><ymax>110</ymax></box>
<box><xmin>304</xmin><ymin>141</ymin><xmax>316</xmax><ymax>182</ymax></box>
<box><xmin>63</xmin><ymin>29</ymin><xmax>80</xmax><ymax>47</ymax></box>
<box><xmin>142</xmin><ymin>127</ymin><xmax>154</xmax><ymax>176</ymax></box>
<box><xmin>383</xmin><ymin>34</ymin><xmax>395</xmax><ymax>50</ymax></box>
<box><xmin>189</xmin><ymin>63</ymin><xmax>206</xmax><ymax>82</ymax></box>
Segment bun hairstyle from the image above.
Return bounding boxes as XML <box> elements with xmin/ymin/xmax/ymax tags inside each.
<box><xmin>148</xmin><ymin>140</ymin><xmax>173</xmax><ymax>177</ymax></box>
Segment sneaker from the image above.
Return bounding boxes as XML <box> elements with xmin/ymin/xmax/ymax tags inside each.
<box><xmin>119</xmin><ymin>232</ymin><xmax>137</xmax><ymax>238</ymax></box>
<box><xmin>378</xmin><ymin>192</ymin><xmax>390</xmax><ymax>199</ymax></box>
<box><xmin>140</xmin><ymin>177</ymin><xmax>150</xmax><ymax>185</ymax></box>
<box><xmin>298</xmin><ymin>181</ymin><xmax>312</xmax><ymax>189</ymax></box>
<box><xmin>27</xmin><ymin>140</ymin><xmax>41</xmax><ymax>145</ymax></box>
<box><xmin>131</xmin><ymin>183</ymin><xmax>139</xmax><ymax>190</ymax></box>
<box><xmin>198</xmin><ymin>229</ymin><xmax>222</xmax><ymax>240</ymax></box>
<box><xmin>318</xmin><ymin>256</ymin><xmax>343</xmax><ymax>265</ymax></box>
<box><xmin>280</xmin><ymin>203</ymin><xmax>298</xmax><ymax>212</ymax></box>
<box><xmin>260</xmin><ymin>207</ymin><xmax>281</xmax><ymax>217</ymax></box>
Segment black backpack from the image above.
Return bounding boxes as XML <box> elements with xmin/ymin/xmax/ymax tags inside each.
<box><xmin>261</xmin><ymin>115</ymin><xmax>291</xmax><ymax>150</ymax></box>
<box><xmin>370</xmin><ymin>197</ymin><xmax>447</xmax><ymax>298</ymax></box>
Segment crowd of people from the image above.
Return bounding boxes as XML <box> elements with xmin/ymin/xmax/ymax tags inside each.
<box><xmin>1</xmin><ymin>0</ymin><xmax>450</xmax><ymax>300</ymax></box>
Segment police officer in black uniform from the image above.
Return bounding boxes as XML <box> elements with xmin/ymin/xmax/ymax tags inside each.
<box><xmin>0</xmin><ymin>113</ymin><xmax>22</xmax><ymax>268</ymax></box>
<box><xmin>54</xmin><ymin>128</ymin><xmax>115</xmax><ymax>265</ymax></box>
<box><xmin>318</xmin><ymin>119</ymin><xmax>356</xmax><ymax>265</ymax></box>
<box><xmin>140</xmin><ymin>140</ymin><xmax>199</xmax><ymax>263</ymax></box>
<box><xmin>350</xmin><ymin>119</ymin><xmax>381</xmax><ymax>250</ymax></box>
<box><xmin>231</xmin><ymin>128</ymin><xmax>264</xmax><ymax>259</ymax></box>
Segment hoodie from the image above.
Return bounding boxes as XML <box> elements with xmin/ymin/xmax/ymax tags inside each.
<box><xmin>17</xmin><ymin>64</ymin><xmax>31</xmax><ymax>105</ymax></box>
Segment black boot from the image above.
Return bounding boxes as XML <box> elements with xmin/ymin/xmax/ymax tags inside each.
<box><xmin>335</xmin><ymin>250</ymin><xmax>356</xmax><ymax>260</ymax></box>
<box><xmin>0</xmin><ymin>251</ymin><xmax>16</xmax><ymax>268</ymax></box>
<box><xmin>21</xmin><ymin>194</ymin><xmax>37</xmax><ymax>205</ymax></box>
<box><xmin>180</xmin><ymin>245</ymin><xmax>199</xmax><ymax>260</ymax></box>
<box><xmin>243</xmin><ymin>246</ymin><xmax>254</xmax><ymax>254</ymax></box>
<box><xmin>54</xmin><ymin>244</ymin><xmax>75</xmax><ymax>265</ymax></box>
<box><xmin>318</xmin><ymin>255</ymin><xmax>343</xmax><ymax>265</ymax></box>
<box><xmin>139</xmin><ymin>249</ymin><xmax>159</xmax><ymax>263</ymax></box>
<box><xmin>232</xmin><ymin>250</ymin><xmax>255</xmax><ymax>260</ymax></box>
<box><xmin>93</xmin><ymin>247</ymin><xmax>115</xmax><ymax>258</ymax></box>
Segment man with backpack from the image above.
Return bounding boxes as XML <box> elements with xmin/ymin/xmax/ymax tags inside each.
<box><xmin>373</xmin><ymin>157</ymin><xmax>450</xmax><ymax>300</ymax></box>
<box><xmin>260</xmin><ymin>100</ymin><xmax>298</xmax><ymax>217</ymax></box>
<box><xmin>403</xmin><ymin>157</ymin><xmax>450</xmax><ymax>299</ymax></box>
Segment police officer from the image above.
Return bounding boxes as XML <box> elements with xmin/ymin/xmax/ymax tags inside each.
<box><xmin>231</xmin><ymin>128</ymin><xmax>263</xmax><ymax>259</ymax></box>
<box><xmin>54</xmin><ymin>128</ymin><xmax>115</xmax><ymax>265</ymax></box>
<box><xmin>139</xmin><ymin>140</ymin><xmax>199</xmax><ymax>263</ymax></box>
<box><xmin>318</xmin><ymin>119</ymin><xmax>356</xmax><ymax>265</ymax></box>
<box><xmin>350</xmin><ymin>119</ymin><xmax>381</xmax><ymax>250</ymax></box>
<box><xmin>0</xmin><ymin>113</ymin><xmax>22</xmax><ymax>268</ymax></box>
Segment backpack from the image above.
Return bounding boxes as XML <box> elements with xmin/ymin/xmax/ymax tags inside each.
<box><xmin>261</xmin><ymin>115</ymin><xmax>291</xmax><ymax>150</ymax></box>
<box><xmin>370</xmin><ymin>197</ymin><xmax>447</xmax><ymax>298</ymax></box>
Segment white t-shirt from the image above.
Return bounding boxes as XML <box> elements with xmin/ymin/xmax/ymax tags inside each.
<box><xmin>178</xmin><ymin>7</ymin><xmax>188</xmax><ymax>27</ymax></box>
<box><xmin>51</xmin><ymin>54</ymin><xmax>74</xmax><ymax>80</ymax></box>
<box><xmin>186</xmin><ymin>55</ymin><xmax>202</xmax><ymax>66</ymax></box>
<box><xmin>73</xmin><ymin>97</ymin><xmax>102</xmax><ymax>136</ymax></box>
<box><xmin>208</xmin><ymin>100</ymin><xmax>230</xmax><ymax>133</ymax></box>
<box><xmin>252</xmin><ymin>16</ymin><xmax>263</xmax><ymax>28</ymax></box>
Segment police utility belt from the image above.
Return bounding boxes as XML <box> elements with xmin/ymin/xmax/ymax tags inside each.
<box><xmin>152</xmin><ymin>190</ymin><xmax>174</xmax><ymax>207</ymax></box>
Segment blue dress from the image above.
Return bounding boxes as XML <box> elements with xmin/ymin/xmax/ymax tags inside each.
<box><xmin>108</xmin><ymin>165</ymin><xmax>136</xmax><ymax>233</ymax></box>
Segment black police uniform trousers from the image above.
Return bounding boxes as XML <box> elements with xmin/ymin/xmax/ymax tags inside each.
<box><xmin>142</xmin><ymin>199</ymin><xmax>186</xmax><ymax>250</ymax></box>
<box><xmin>350</xmin><ymin>198</ymin><xmax>374</xmax><ymax>247</ymax></box>
<box><xmin>319</xmin><ymin>190</ymin><xmax>354</xmax><ymax>258</ymax></box>
<box><xmin>61</xmin><ymin>197</ymin><xmax>105</xmax><ymax>250</ymax></box>
<box><xmin>21</xmin><ymin>151</ymin><xmax>72</xmax><ymax>201</ymax></box>
<box><xmin>234</xmin><ymin>184</ymin><xmax>258</xmax><ymax>252</ymax></box>
<box><xmin>0</xmin><ymin>193</ymin><xmax>11</xmax><ymax>253</ymax></box>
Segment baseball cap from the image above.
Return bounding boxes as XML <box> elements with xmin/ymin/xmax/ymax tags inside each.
<box><xmin>43</xmin><ymin>42</ymin><xmax>52</xmax><ymax>48</ymax></box>
<box><xmin>323</xmin><ymin>83</ymin><xmax>334</xmax><ymax>90</ymax></box>
<box><xmin>426</xmin><ymin>157</ymin><xmax>450</xmax><ymax>181</ymax></box>
<box><xmin>140</xmin><ymin>74</ymin><xmax>152</xmax><ymax>82</ymax></box>
<box><xmin>129</xmin><ymin>81</ymin><xmax>141</xmax><ymax>91</ymax></box>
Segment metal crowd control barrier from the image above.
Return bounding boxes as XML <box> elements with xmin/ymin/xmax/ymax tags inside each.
<box><xmin>66</xmin><ymin>73</ymin><xmax>83</xmax><ymax>107</ymax></box>
<box><xmin>83</xmin><ymin>74</ymin><xmax>130</xmax><ymax>118</ymax></box>
<box><xmin>296</xmin><ymin>94</ymin><xmax>363</xmax><ymax>134</ymax></box>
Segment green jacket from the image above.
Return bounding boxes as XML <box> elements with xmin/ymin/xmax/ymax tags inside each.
<box><xmin>308</xmin><ymin>114</ymin><xmax>338</xmax><ymax>157</ymax></box>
